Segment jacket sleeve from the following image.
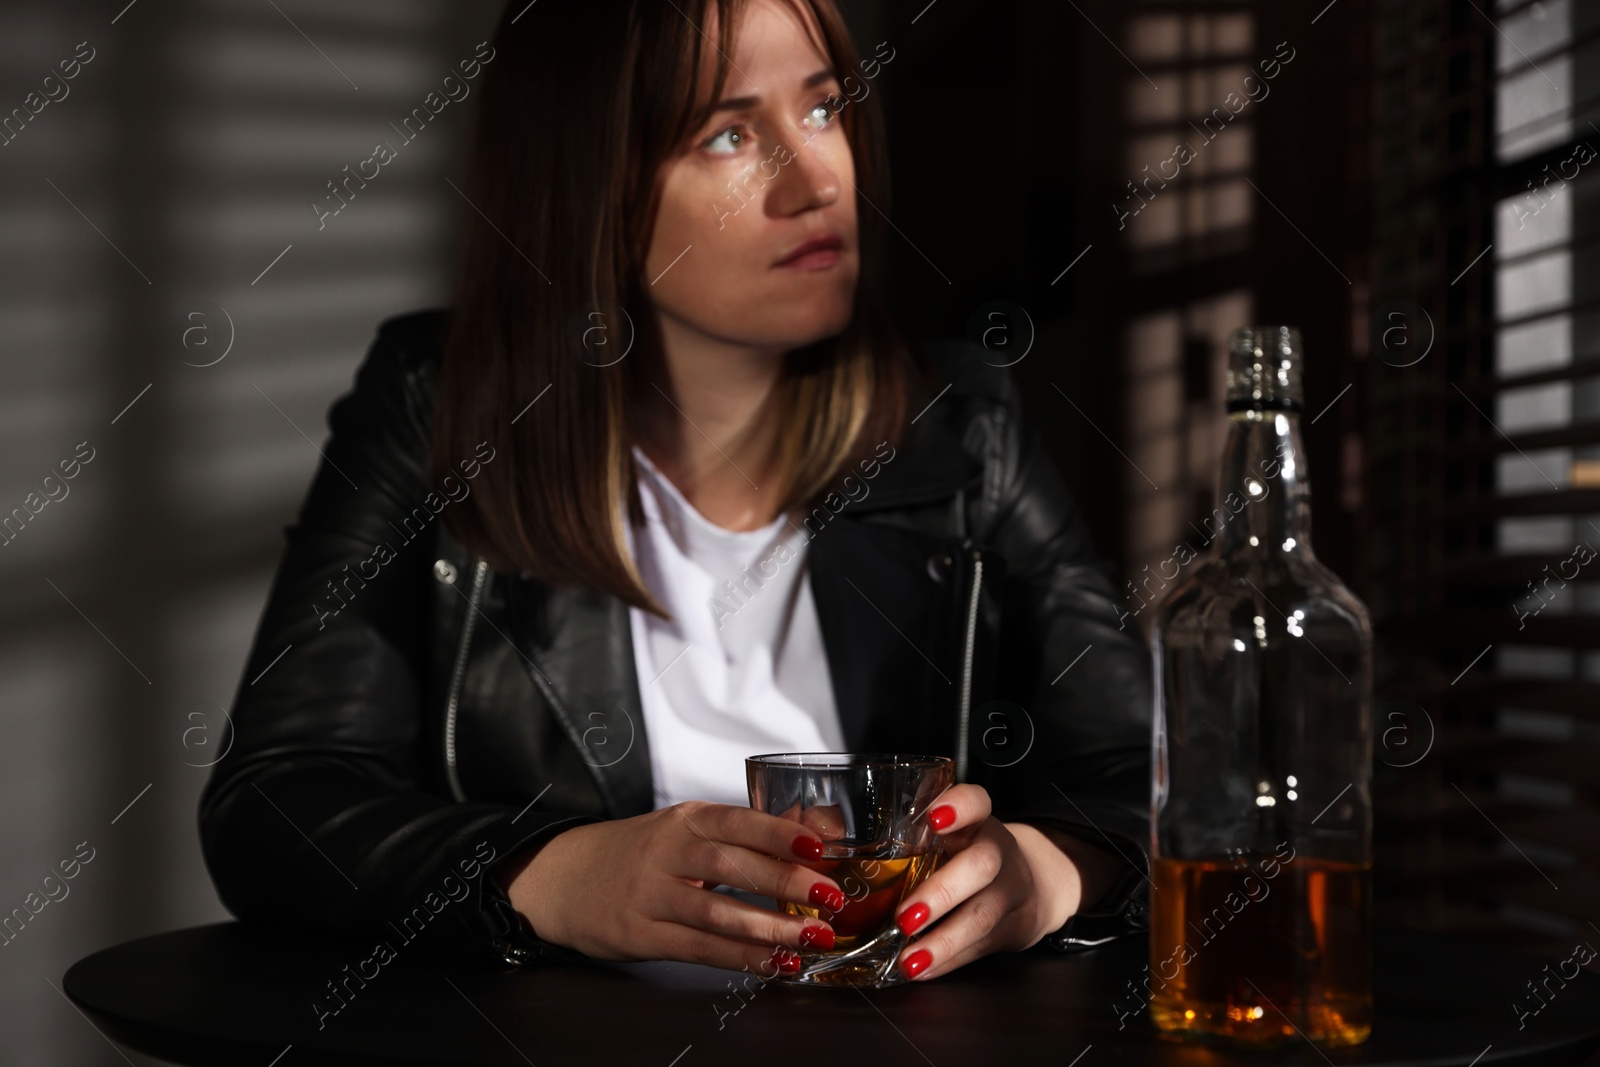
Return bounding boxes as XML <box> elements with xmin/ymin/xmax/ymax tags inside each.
<box><xmin>966</xmin><ymin>359</ymin><xmax>1154</xmax><ymax>951</ymax></box>
<box><xmin>197</xmin><ymin>315</ymin><xmax>601</xmax><ymax>966</ymax></box>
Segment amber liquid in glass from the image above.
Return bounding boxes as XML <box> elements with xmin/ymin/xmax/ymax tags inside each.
<box><xmin>1146</xmin><ymin>854</ymin><xmax>1372</xmax><ymax>1048</ymax></box>
<box><xmin>787</xmin><ymin>851</ymin><xmax>940</xmax><ymax>948</ymax></box>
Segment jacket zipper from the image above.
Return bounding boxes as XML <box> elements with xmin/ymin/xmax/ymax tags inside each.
<box><xmin>444</xmin><ymin>556</ymin><xmax>491</xmax><ymax>802</ymax></box>
<box><xmin>955</xmin><ymin>547</ymin><xmax>983</xmax><ymax>784</ymax></box>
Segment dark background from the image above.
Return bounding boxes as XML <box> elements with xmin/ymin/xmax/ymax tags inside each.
<box><xmin>1</xmin><ymin>0</ymin><xmax>1595</xmax><ymax>1061</ymax></box>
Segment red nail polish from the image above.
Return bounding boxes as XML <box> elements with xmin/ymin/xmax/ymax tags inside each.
<box><xmin>768</xmin><ymin>948</ymin><xmax>802</xmax><ymax>974</ymax></box>
<box><xmin>792</xmin><ymin>834</ymin><xmax>824</xmax><ymax>861</ymax></box>
<box><xmin>809</xmin><ymin>882</ymin><xmax>846</xmax><ymax>912</ymax></box>
<box><xmin>928</xmin><ymin>805</ymin><xmax>955</xmax><ymax>831</ymax></box>
<box><xmin>901</xmin><ymin>948</ymin><xmax>931</xmax><ymax>978</ymax></box>
<box><xmin>896</xmin><ymin>902</ymin><xmax>929</xmax><ymax>936</ymax></box>
<box><xmin>799</xmin><ymin>924</ymin><xmax>835</xmax><ymax>950</ymax></box>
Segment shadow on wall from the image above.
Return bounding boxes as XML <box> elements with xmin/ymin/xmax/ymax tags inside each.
<box><xmin>0</xmin><ymin>1</ymin><xmax>503</xmax><ymax>1062</ymax></box>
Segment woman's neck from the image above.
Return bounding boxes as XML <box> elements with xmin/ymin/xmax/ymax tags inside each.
<box><xmin>634</xmin><ymin>318</ymin><xmax>790</xmax><ymax>533</ymax></box>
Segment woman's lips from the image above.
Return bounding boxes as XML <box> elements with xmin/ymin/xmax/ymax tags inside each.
<box><xmin>773</xmin><ymin>235</ymin><xmax>844</xmax><ymax>270</ymax></box>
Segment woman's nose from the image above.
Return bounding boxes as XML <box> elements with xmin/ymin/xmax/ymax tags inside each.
<box><xmin>766</xmin><ymin>137</ymin><xmax>841</xmax><ymax>216</ymax></box>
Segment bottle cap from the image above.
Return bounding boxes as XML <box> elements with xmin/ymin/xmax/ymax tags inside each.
<box><xmin>1226</xmin><ymin>325</ymin><xmax>1303</xmax><ymax>412</ymax></box>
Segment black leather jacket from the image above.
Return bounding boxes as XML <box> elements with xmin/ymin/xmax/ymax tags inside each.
<box><xmin>198</xmin><ymin>309</ymin><xmax>1154</xmax><ymax>967</ymax></box>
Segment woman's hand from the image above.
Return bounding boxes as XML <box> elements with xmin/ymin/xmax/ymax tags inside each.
<box><xmin>889</xmin><ymin>784</ymin><xmax>1124</xmax><ymax>981</ymax></box>
<box><xmin>495</xmin><ymin>801</ymin><xmax>849</xmax><ymax>975</ymax></box>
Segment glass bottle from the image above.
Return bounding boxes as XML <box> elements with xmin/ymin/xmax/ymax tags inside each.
<box><xmin>1144</xmin><ymin>325</ymin><xmax>1374</xmax><ymax>1049</ymax></box>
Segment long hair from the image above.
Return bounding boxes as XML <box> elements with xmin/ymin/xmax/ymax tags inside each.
<box><xmin>430</xmin><ymin>0</ymin><xmax>929</xmax><ymax>619</ymax></box>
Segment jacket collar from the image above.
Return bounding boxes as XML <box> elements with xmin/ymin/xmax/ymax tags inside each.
<box><xmin>837</xmin><ymin>391</ymin><xmax>984</xmax><ymax>513</ymax></box>
<box><xmin>503</xmin><ymin>394</ymin><xmax>982</xmax><ymax>819</ymax></box>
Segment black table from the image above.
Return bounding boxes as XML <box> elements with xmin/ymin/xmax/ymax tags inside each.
<box><xmin>65</xmin><ymin>922</ymin><xmax>1600</xmax><ymax>1066</ymax></box>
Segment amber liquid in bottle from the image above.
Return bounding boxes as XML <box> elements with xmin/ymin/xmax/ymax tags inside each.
<box><xmin>1149</xmin><ymin>326</ymin><xmax>1374</xmax><ymax>1049</ymax></box>
<box><xmin>1146</xmin><ymin>854</ymin><xmax>1373</xmax><ymax>1047</ymax></box>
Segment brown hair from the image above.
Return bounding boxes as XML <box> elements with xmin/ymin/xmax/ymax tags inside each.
<box><xmin>431</xmin><ymin>0</ymin><xmax>929</xmax><ymax>619</ymax></box>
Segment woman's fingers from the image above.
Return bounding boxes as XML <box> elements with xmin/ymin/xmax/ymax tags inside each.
<box><xmin>887</xmin><ymin>783</ymin><xmax>995</xmax><ymax>937</ymax></box>
<box><xmin>892</xmin><ymin>828</ymin><xmax>1004</xmax><ymax>938</ymax></box>
<box><xmin>665</xmin><ymin>882</ymin><xmax>835</xmax><ymax>951</ymax></box>
<box><xmin>882</xmin><ymin>784</ymin><xmax>998</xmax><ymax>943</ymax></box>
<box><xmin>677</xmin><ymin>835</ymin><xmax>848</xmax><ymax>916</ymax></box>
<box><xmin>672</xmin><ymin>800</ymin><xmax>835</xmax><ymax>867</ymax></box>
<box><xmin>922</xmin><ymin>783</ymin><xmax>991</xmax><ymax>841</ymax></box>
<box><xmin>653</xmin><ymin>919</ymin><xmax>808</xmax><ymax>977</ymax></box>
<box><xmin>664</xmin><ymin>802</ymin><xmax>847</xmax><ymax>914</ymax></box>
<box><xmin>676</xmin><ymin>876</ymin><xmax>720</xmax><ymax>891</ymax></box>
<box><xmin>895</xmin><ymin>883</ymin><xmax>1011</xmax><ymax>981</ymax></box>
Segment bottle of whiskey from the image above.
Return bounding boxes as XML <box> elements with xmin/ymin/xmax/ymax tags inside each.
<box><xmin>1146</xmin><ymin>325</ymin><xmax>1373</xmax><ymax>1048</ymax></box>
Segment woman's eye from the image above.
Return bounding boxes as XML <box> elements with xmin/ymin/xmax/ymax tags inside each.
<box><xmin>802</xmin><ymin>102</ymin><xmax>837</xmax><ymax>132</ymax></box>
<box><xmin>704</xmin><ymin>125</ymin><xmax>748</xmax><ymax>155</ymax></box>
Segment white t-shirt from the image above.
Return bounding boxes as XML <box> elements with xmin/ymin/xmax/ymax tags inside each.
<box><xmin>622</xmin><ymin>444</ymin><xmax>844</xmax><ymax>810</ymax></box>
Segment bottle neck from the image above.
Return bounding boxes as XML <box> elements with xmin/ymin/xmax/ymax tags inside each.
<box><xmin>1206</xmin><ymin>407</ymin><xmax>1314</xmax><ymax>560</ymax></box>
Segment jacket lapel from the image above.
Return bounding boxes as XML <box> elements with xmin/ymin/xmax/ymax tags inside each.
<box><xmin>806</xmin><ymin>519</ymin><xmax>960</xmax><ymax>755</ymax></box>
<box><xmin>501</xmin><ymin>578</ymin><xmax>657</xmax><ymax>819</ymax></box>
<box><xmin>806</xmin><ymin>408</ymin><xmax>985</xmax><ymax>756</ymax></box>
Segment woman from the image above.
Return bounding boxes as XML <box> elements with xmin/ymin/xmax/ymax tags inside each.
<box><xmin>199</xmin><ymin>0</ymin><xmax>1153</xmax><ymax>985</ymax></box>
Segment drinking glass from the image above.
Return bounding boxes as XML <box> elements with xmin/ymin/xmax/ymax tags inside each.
<box><xmin>746</xmin><ymin>752</ymin><xmax>953</xmax><ymax>987</ymax></box>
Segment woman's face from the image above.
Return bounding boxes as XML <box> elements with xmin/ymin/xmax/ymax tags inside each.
<box><xmin>644</xmin><ymin>0</ymin><xmax>859</xmax><ymax>354</ymax></box>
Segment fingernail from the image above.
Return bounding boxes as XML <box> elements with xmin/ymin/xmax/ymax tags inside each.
<box><xmin>809</xmin><ymin>882</ymin><xmax>847</xmax><ymax>912</ymax></box>
<box><xmin>799</xmin><ymin>924</ymin><xmax>835</xmax><ymax>950</ymax></box>
<box><xmin>901</xmin><ymin>948</ymin><xmax>931</xmax><ymax>978</ymax></box>
<box><xmin>768</xmin><ymin>947</ymin><xmax>801</xmax><ymax>974</ymax></box>
<box><xmin>928</xmin><ymin>805</ymin><xmax>955</xmax><ymax>831</ymax></box>
<box><xmin>792</xmin><ymin>834</ymin><xmax>824</xmax><ymax>861</ymax></box>
<box><xmin>896</xmin><ymin>902</ymin><xmax>929</xmax><ymax>936</ymax></box>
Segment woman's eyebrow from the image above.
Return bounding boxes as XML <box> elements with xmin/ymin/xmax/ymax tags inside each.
<box><xmin>710</xmin><ymin>68</ymin><xmax>838</xmax><ymax>113</ymax></box>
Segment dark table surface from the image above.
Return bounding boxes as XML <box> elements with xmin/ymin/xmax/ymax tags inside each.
<box><xmin>64</xmin><ymin>921</ymin><xmax>1600</xmax><ymax>1066</ymax></box>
